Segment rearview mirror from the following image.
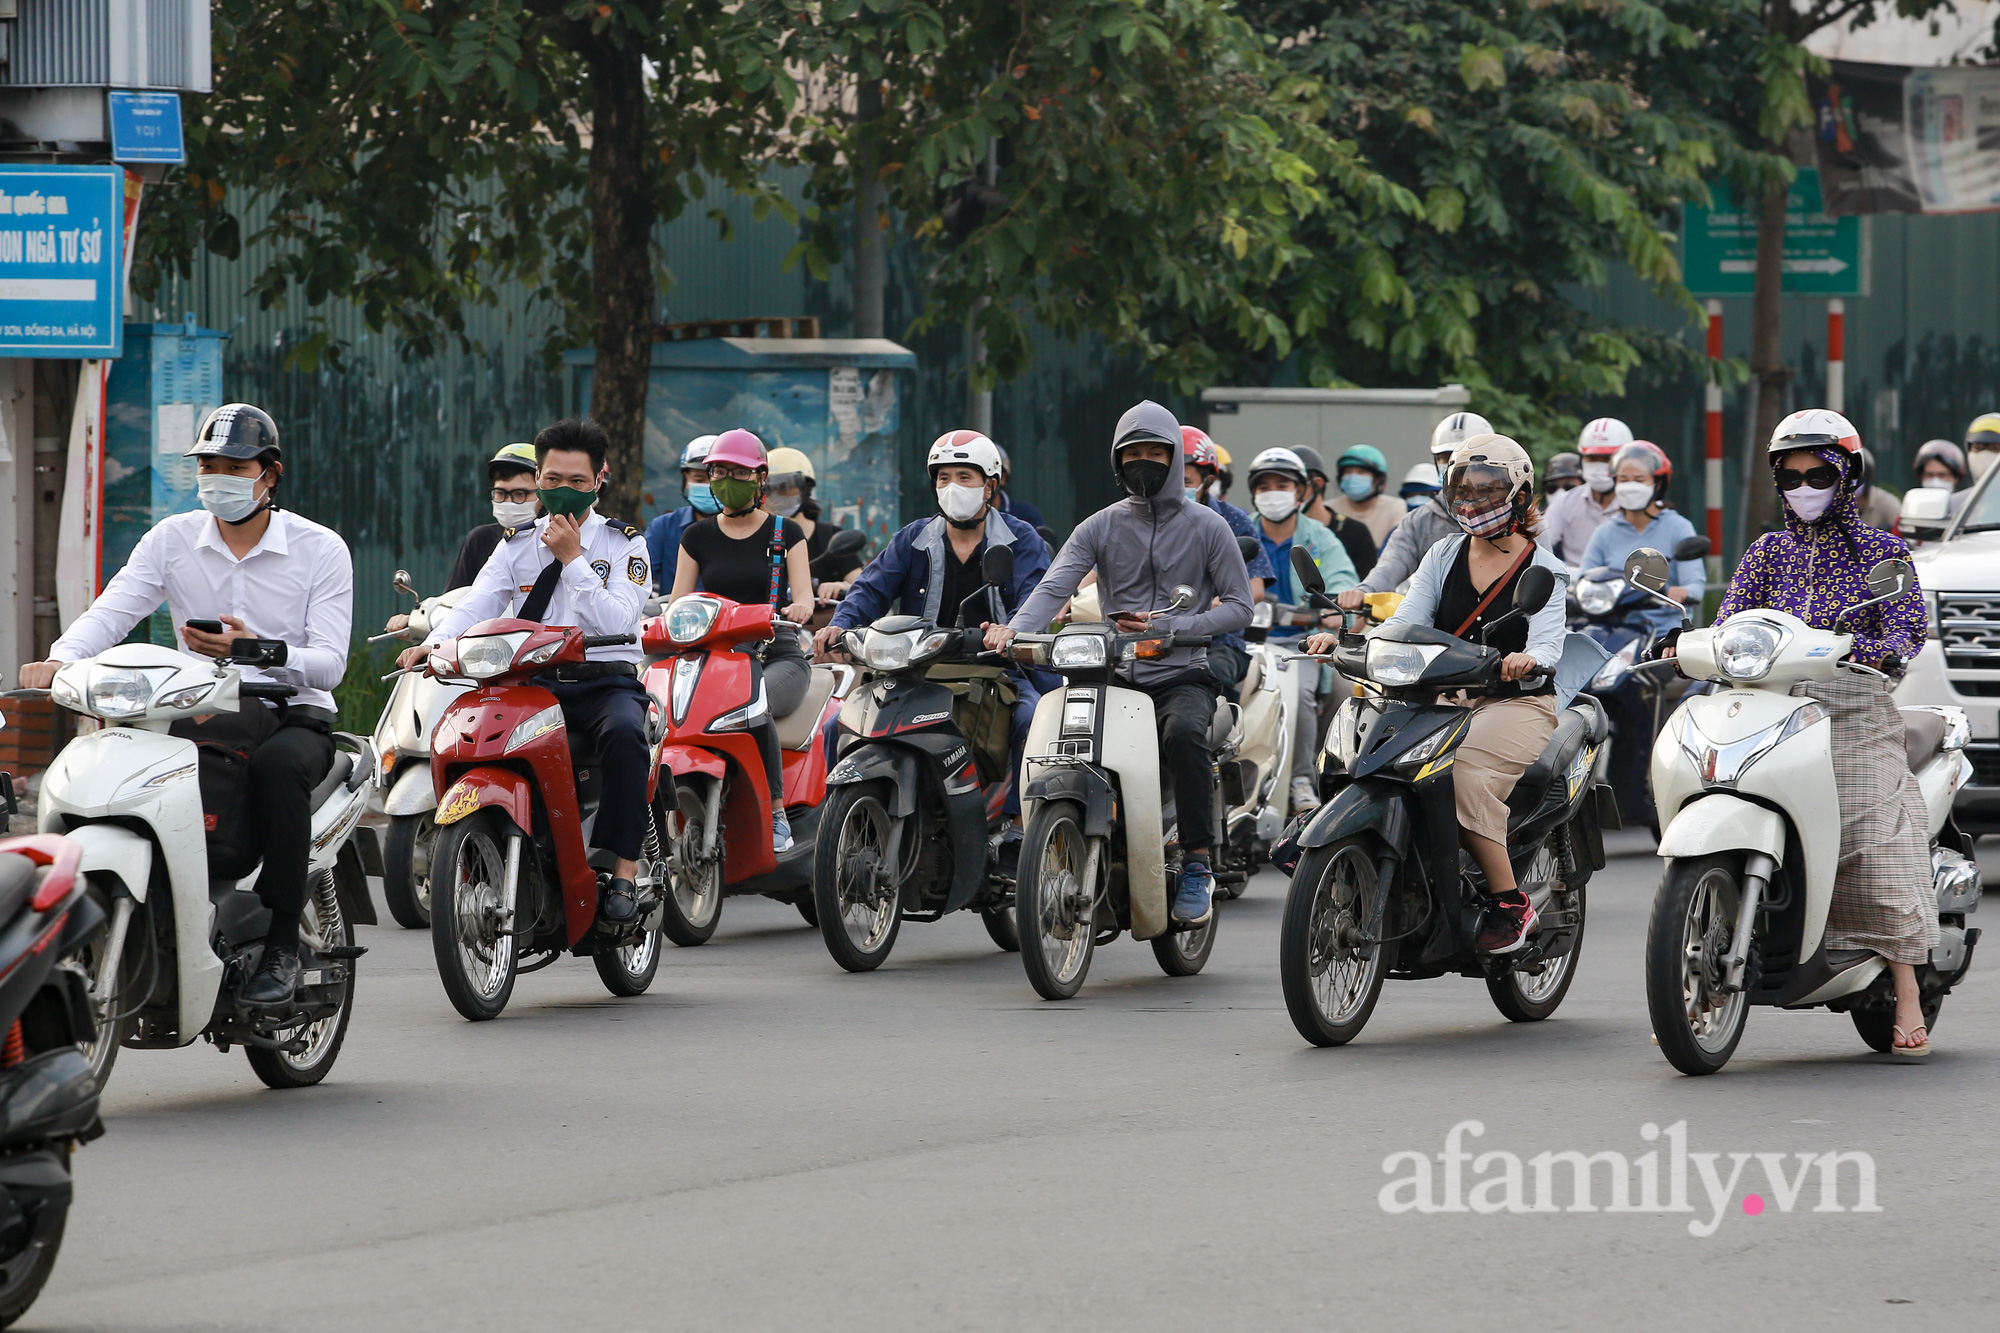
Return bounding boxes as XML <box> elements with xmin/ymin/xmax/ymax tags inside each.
<box><xmin>1290</xmin><ymin>545</ymin><xmax>1325</xmax><ymax>595</ymax></box>
<box><xmin>823</xmin><ymin>527</ymin><xmax>867</xmax><ymax>560</ymax></box>
<box><xmin>1900</xmin><ymin>487</ymin><xmax>1951</xmax><ymax>531</ymax></box>
<box><xmin>226</xmin><ymin>638</ymin><xmax>289</xmax><ymax>668</ymax></box>
<box><xmin>1167</xmin><ymin>584</ymin><xmax>1197</xmax><ymax>613</ymax></box>
<box><xmin>393</xmin><ymin>569</ymin><xmax>416</xmax><ymax>599</ymax></box>
<box><xmin>1623</xmin><ymin>548</ymin><xmax>1670</xmax><ymax>594</ymax></box>
<box><xmin>1865</xmin><ymin>557</ymin><xmax>1913</xmax><ymax>601</ymax></box>
<box><xmin>1237</xmin><ymin>535</ymin><xmax>1260</xmax><ymax>565</ymax></box>
<box><xmin>1671</xmin><ymin>535</ymin><xmax>1711</xmax><ymax>563</ymax></box>
<box><xmin>1514</xmin><ymin>565</ymin><xmax>1556</xmax><ymax>613</ymax></box>
<box><xmin>981</xmin><ymin>543</ymin><xmax>1014</xmax><ymax>589</ymax></box>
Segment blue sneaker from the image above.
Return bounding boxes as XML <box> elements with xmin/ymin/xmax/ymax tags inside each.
<box><xmin>772</xmin><ymin>810</ymin><xmax>794</xmax><ymax>855</ymax></box>
<box><xmin>1172</xmin><ymin>860</ymin><xmax>1214</xmax><ymax>925</ymax></box>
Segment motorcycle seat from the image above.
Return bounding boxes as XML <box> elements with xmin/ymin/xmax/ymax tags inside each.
<box><xmin>309</xmin><ymin>753</ymin><xmax>356</xmax><ymax>811</ymax></box>
<box><xmin>775</xmin><ymin>665</ymin><xmax>840</xmax><ymax>750</ymax></box>
<box><xmin>1568</xmin><ymin>693</ymin><xmax>1611</xmax><ymax>746</ymax></box>
<box><xmin>1210</xmin><ymin>698</ymin><xmax>1240</xmax><ymax>750</ymax></box>
<box><xmin>1505</xmin><ymin>702</ymin><xmax>1596</xmax><ymax>820</ymax></box>
<box><xmin>1902</xmin><ymin>708</ymin><xmax>1947</xmax><ymax>773</ymax></box>
<box><xmin>0</xmin><ymin>853</ymin><xmax>35</xmax><ymax>926</ymax></box>
<box><xmin>1240</xmin><ymin>652</ymin><xmax>1263</xmax><ymax>695</ymax></box>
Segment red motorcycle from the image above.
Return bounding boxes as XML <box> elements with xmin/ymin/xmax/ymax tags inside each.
<box><xmin>642</xmin><ymin>595</ymin><xmax>853</xmax><ymax>944</ymax></box>
<box><xmin>421</xmin><ymin>619</ymin><xmax>668</xmax><ymax>1020</ymax></box>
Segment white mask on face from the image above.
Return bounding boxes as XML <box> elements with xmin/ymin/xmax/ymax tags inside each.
<box><xmin>1783</xmin><ymin>484</ymin><xmax>1837</xmax><ymax>523</ymax></box>
<box><xmin>198</xmin><ymin>473</ymin><xmax>265</xmax><ymax>523</ymax></box>
<box><xmin>492</xmin><ymin>499</ymin><xmax>538</xmax><ymax>527</ymax></box>
<box><xmin>1613</xmin><ymin>481</ymin><xmax>1654</xmax><ymax>512</ymax></box>
<box><xmin>1921</xmin><ymin>475</ymin><xmax>1957</xmax><ymax>491</ymax></box>
<box><xmin>1255</xmin><ymin>490</ymin><xmax>1299</xmax><ymax>521</ymax></box>
<box><xmin>1973</xmin><ymin>449</ymin><xmax>2000</xmax><ymax>479</ymax></box>
<box><xmin>1582</xmin><ymin>461</ymin><xmax>1613</xmax><ymax>492</ymax></box>
<box><xmin>938</xmin><ymin>482</ymin><xmax>987</xmax><ymax>523</ymax></box>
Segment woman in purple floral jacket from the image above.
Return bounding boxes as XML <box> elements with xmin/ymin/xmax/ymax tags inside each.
<box><xmin>1713</xmin><ymin>409</ymin><xmax>1940</xmax><ymax>1056</ymax></box>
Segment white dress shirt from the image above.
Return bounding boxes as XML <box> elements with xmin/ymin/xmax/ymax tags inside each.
<box><xmin>51</xmin><ymin>509</ymin><xmax>355</xmax><ymax>713</ymax></box>
<box><xmin>1536</xmin><ymin>482</ymin><xmax>1619</xmax><ymax>562</ymax></box>
<box><xmin>425</xmin><ymin>511</ymin><xmax>648</xmax><ymax>664</ymax></box>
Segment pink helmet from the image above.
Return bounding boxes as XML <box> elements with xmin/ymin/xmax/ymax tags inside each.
<box><xmin>706</xmin><ymin>428</ymin><xmax>767</xmax><ymax>471</ymax></box>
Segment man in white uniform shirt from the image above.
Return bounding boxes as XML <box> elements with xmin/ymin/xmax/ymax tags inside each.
<box><xmin>399</xmin><ymin>418</ymin><xmax>653</xmax><ymax>926</ymax></box>
<box><xmin>19</xmin><ymin>403</ymin><xmax>354</xmax><ymax>1006</ymax></box>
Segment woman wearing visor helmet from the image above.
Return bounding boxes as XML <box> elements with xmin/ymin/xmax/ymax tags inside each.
<box><xmin>1699</xmin><ymin>409</ymin><xmax>1938</xmax><ymax>1054</ymax></box>
<box><xmin>1307</xmin><ymin>434</ymin><xmax>1570</xmax><ymax>953</ymax></box>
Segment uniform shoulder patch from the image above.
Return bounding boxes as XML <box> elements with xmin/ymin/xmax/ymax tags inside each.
<box><xmin>598</xmin><ymin>517</ymin><xmax>642</xmax><ymax>539</ymax></box>
<box><xmin>503</xmin><ymin>524</ymin><xmax>535</xmax><ymax>540</ymax></box>
<box><xmin>628</xmin><ymin>556</ymin><xmax>648</xmax><ymax>585</ymax></box>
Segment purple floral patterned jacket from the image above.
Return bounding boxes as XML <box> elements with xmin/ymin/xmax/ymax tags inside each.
<box><xmin>1714</xmin><ymin>447</ymin><xmax>1926</xmax><ymax>672</ymax></box>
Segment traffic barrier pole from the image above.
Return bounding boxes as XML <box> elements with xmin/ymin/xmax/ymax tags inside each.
<box><xmin>1826</xmin><ymin>298</ymin><xmax>1845</xmax><ymax>413</ymax></box>
<box><xmin>1705</xmin><ymin>300</ymin><xmax>1723</xmax><ymax>561</ymax></box>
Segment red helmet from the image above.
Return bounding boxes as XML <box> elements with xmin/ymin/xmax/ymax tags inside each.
<box><xmin>1182</xmin><ymin>425</ymin><xmax>1219</xmax><ymax>471</ymax></box>
<box><xmin>1613</xmin><ymin>440</ymin><xmax>1673</xmax><ymax>505</ymax></box>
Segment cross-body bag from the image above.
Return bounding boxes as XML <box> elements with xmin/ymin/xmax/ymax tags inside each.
<box><xmin>1451</xmin><ymin>540</ymin><xmax>1535</xmax><ymax>638</ymax></box>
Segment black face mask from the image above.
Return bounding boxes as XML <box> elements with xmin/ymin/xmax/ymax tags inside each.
<box><xmin>1119</xmin><ymin>458</ymin><xmax>1171</xmax><ymax>499</ymax></box>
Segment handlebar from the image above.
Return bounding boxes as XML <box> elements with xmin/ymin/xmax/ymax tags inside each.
<box><xmin>582</xmin><ymin>633</ymin><xmax>637</xmax><ymax>649</ymax></box>
<box><xmin>240</xmin><ymin>682</ymin><xmax>299</xmax><ymax>701</ymax></box>
<box><xmin>0</xmin><ymin>688</ymin><xmax>49</xmax><ymax>699</ymax></box>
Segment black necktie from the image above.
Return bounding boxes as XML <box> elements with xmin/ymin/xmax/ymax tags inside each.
<box><xmin>517</xmin><ymin>558</ymin><xmax>565</xmax><ymax>623</ymax></box>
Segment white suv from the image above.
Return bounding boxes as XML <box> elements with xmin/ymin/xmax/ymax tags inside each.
<box><xmin>1898</xmin><ymin>469</ymin><xmax>2000</xmax><ymax>833</ymax></box>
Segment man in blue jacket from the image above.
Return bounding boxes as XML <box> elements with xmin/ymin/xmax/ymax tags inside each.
<box><xmin>815</xmin><ymin>430</ymin><xmax>1051</xmax><ymax>862</ymax></box>
<box><xmin>644</xmin><ymin>434</ymin><xmax>719</xmax><ymax>592</ymax></box>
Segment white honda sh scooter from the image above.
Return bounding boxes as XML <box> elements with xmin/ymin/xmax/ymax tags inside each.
<box><xmin>26</xmin><ymin>639</ymin><xmax>378</xmax><ymax>1090</ymax></box>
<box><xmin>1634</xmin><ymin>550</ymin><xmax>1979</xmax><ymax>1075</ymax></box>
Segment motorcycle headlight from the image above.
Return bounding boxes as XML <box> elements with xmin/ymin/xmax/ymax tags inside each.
<box><xmin>49</xmin><ymin>666</ymin><xmax>84</xmax><ymax>711</ymax></box>
<box><xmin>1324</xmin><ymin>698</ymin><xmax>1362</xmax><ymax>771</ymax></box>
<box><xmin>1590</xmin><ymin>643</ymin><xmax>1636</xmax><ymax>691</ymax></box>
<box><xmin>88</xmin><ymin>666</ymin><xmax>170</xmax><ymax>719</ymax></box>
<box><xmin>1366</xmin><ymin>639</ymin><xmax>1447</xmax><ymax>687</ymax></box>
<box><xmin>1714</xmin><ymin>619</ymin><xmax>1786</xmax><ymax>682</ymax></box>
<box><xmin>1679</xmin><ymin>701</ymin><xmax>1827</xmax><ymax>786</ymax></box>
<box><xmin>459</xmin><ymin>632</ymin><xmax>529</xmax><ymax>679</ymax></box>
<box><xmin>1051</xmin><ymin>635</ymin><xmax>1110</xmax><ymax>669</ymax></box>
<box><xmin>863</xmin><ymin>630</ymin><xmax>920</xmax><ymax>671</ymax></box>
<box><xmin>1577</xmin><ymin>579</ymin><xmax>1623</xmax><ymax>616</ymax></box>
<box><xmin>666</xmin><ymin>597</ymin><xmax>721</xmax><ymax>645</ymax></box>
<box><xmin>506</xmin><ymin>704</ymin><xmax>565</xmax><ymax>752</ymax></box>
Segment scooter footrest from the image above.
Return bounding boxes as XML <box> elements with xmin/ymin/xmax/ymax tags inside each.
<box><xmin>321</xmin><ymin>945</ymin><xmax>368</xmax><ymax>960</ymax></box>
<box><xmin>1211</xmin><ymin>870</ymin><xmax>1248</xmax><ymax>885</ymax></box>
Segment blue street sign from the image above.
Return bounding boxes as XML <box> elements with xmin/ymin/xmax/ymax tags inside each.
<box><xmin>108</xmin><ymin>91</ymin><xmax>185</xmax><ymax>165</ymax></box>
<box><xmin>0</xmin><ymin>166</ymin><xmax>124</xmax><ymax>357</ymax></box>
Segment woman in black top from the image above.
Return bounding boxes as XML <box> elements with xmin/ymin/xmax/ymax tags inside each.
<box><xmin>668</xmin><ymin>430</ymin><xmax>817</xmax><ymax>853</ymax></box>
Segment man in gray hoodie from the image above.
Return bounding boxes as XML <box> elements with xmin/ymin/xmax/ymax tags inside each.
<box><xmin>987</xmin><ymin>400</ymin><xmax>1253</xmax><ymax>925</ymax></box>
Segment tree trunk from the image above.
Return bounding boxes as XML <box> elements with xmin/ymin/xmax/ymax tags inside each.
<box><xmin>1748</xmin><ymin>175</ymin><xmax>1789</xmax><ymax>537</ymax></box>
<box><xmin>853</xmin><ymin>71</ymin><xmax>886</xmax><ymax>340</ymax></box>
<box><xmin>583</xmin><ymin>32</ymin><xmax>656</xmax><ymax>523</ymax></box>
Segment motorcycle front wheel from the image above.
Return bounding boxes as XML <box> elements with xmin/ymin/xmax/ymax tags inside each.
<box><xmin>248</xmin><ymin>869</ymin><xmax>355</xmax><ymax>1089</ymax></box>
<box><xmin>72</xmin><ymin>878</ymin><xmax>131</xmax><ymax>1092</ymax></box>
<box><xmin>659</xmin><ymin>783</ymin><xmax>723</xmax><ymax>947</ymax></box>
<box><xmin>1646</xmin><ymin>853</ymin><xmax>1750</xmax><ymax>1075</ymax></box>
<box><xmin>813</xmin><ymin>783</ymin><xmax>903</xmax><ymax>972</ymax></box>
<box><xmin>430</xmin><ymin>809</ymin><xmax>520</xmax><ymax>1021</ymax></box>
<box><xmin>0</xmin><ymin>1150</ymin><xmax>68</xmax><ymax>1329</ymax></box>
<box><xmin>1017</xmin><ymin>802</ymin><xmax>1099</xmax><ymax>1000</ymax></box>
<box><xmin>1279</xmin><ymin>835</ymin><xmax>1388</xmax><ymax>1046</ymax></box>
<box><xmin>381</xmin><ymin>812</ymin><xmax>437</xmax><ymax>929</ymax></box>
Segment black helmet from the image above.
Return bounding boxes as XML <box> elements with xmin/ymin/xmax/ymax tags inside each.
<box><xmin>188</xmin><ymin>404</ymin><xmax>281</xmax><ymax>462</ymax></box>
<box><xmin>1293</xmin><ymin>445</ymin><xmax>1330</xmax><ymax>482</ymax></box>
<box><xmin>1544</xmin><ymin>451</ymin><xmax>1583</xmax><ymax>483</ymax></box>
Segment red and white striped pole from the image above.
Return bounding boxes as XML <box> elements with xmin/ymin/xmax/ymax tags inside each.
<box><xmin>1826</xmin><ymin>298</ymin><xmax>1845</xmax><ymax>413</ymax></box>
<box><xmin>1705</xmin><ymin>299</ymin><xmax>1724</xmax><ymax>558</ymax></box>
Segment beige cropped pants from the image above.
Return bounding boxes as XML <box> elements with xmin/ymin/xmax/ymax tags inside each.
<box><xmin>1450</xmin><ymin>694</ymin><xmax>1558</xmax><ymax>845</ymax></box>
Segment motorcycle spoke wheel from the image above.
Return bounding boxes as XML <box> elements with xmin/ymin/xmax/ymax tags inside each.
<box><xmin>71</xmin><ymin>879</ymin><xmax>132</xmax><ymax>1092</ymax></box>
<box><xmin>812</xmin><ymin>784</ymin><xmax>902</xmax><ymax>972</ymax></box>
<box><xmin>659</xmin><ymin>784</ymin><xmax>723</xmax><ymax>946</ymax></box>
<box><xmin>247</xmin><ymin>872</ymin><xmax>354</xmax><ymax>1089</ymax></box>
<box><xmin>1488</xmin><ymin>844</ymin><xmax>1584</xmax><ymax>1022</ymax></box>
<box><xmin>1017</xmin><ymin>803</ymin><xmax>1097</xmax><ymax>1000</ymax></box>
<box><xmin>429</xmin><ymin>811</ymin><xmax>519</xmax><ymax>1021</ymax></box>
<box><xmin>1646</xmin><ymin>854</ymin><xmax>1749</xmax><ymax>1074</ymax></box>
<box><xmin>1151</xmin><ymin>912</ymin><xmax>1216</xmax><ymax>977</ymax></box>
<box><xmin>1279</xmin><ymin>836</ymin><xmax>1387</xmax><ymax>1046</ymax></box>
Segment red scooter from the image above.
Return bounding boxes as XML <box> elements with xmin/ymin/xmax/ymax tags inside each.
<box><xmin>642</xmin><ymin>595</ymin><xmax>853</xmax><ymax>944</ymax></box>
<box><xmin>421</xmin><ymin>618</ymin><xmax>668</xmax><ymax>1020</ymax></box>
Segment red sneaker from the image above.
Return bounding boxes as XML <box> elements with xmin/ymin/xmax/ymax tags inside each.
<box><xmin>1475</xmin><ymin>890</ymin><xmax>1537</xmax><ymax>953</ymax></box>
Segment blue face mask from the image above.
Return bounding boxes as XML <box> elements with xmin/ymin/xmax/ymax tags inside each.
<box><xmin>1184</xmin><ymin>486</ymin><xmax>1203</xmax><ymax>504</ymax></box>
<box><xmin>687</xmin><ymin>482</ymin><xmax>720</xmax><ymax>515</ymax></box>
<box><xmin>1340</xmin><ymin>473</ymin><xmax>1376</xmax><ymax>502</ymax></box>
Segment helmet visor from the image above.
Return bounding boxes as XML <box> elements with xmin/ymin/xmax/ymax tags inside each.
<box><xmin>1444</xmin><ymin>463</ymin><xmax>1516</xmax><ymax>506</ymax></box>
<box><xmin>765</xmin><ymin>471</ymin><xmax>811</xmax><ymax>492</ymax></box>
<box><xmin>1771</xmin><ymin>432</ymin><xmax>1848</xmax><ymax>453</ymax></box>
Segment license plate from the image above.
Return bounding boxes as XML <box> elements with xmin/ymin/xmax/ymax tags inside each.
<box><xmin>302</xmin><ymin>969</ymin><xmax>323</xmax><ymax>986</ymax></box>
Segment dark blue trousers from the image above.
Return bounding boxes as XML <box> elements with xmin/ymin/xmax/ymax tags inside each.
<box><xmin>542</xmin><ymin>674</ymin><xmax>651</xmax><ymax>862</ymax></box>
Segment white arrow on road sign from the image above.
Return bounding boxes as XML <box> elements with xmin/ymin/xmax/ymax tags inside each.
<box><xmin>1716</xmin><ymin>257</ymin><xmax>1849</xmax><ymax>275</ymax></box>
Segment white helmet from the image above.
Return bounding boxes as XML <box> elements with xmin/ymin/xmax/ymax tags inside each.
<box><xmin>1445</xmin><ymin>433</ymin><xmax>1535</xmax><ymax>495</ymax></box>
<box><xmin>1403</xmin><ymin>462</ymin><xmax>1441</xmax><ymax>488</ymax></box>
<box><xmin>1577</xmin><ymin>417</ymin><xmax>1634</xmax><ymax>457</ymax></box>
<box><xmin>1768</xmin><ymin>408</ymin><xmax>1861</xmax><ymax>458</ymax></box>
<box><xmin>927</xmin><ymin>429</ymin><xmax>1004</xmax><ymax>478</ymax></box>
<box><xmin>1431</xmin><ymin>411</ymin><xmax>1493</xmax><ymax>459</ymax></box>
<box><xmin>1247</xmin><ymin>447</ymin><xmax>1310</xmax><ymax>485</ymax></box>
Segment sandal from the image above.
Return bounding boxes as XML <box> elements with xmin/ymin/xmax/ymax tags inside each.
<box><xmin>1891</xmin><ymin>1023</ymin><xmax>1931</xmax><ymax>1058</ymax></box>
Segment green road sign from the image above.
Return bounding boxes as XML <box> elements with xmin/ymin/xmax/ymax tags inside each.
<box><xmin>1682</xmin><ymin>167</ymin><xmax>1864</xmax><ymax>297</ymax></box>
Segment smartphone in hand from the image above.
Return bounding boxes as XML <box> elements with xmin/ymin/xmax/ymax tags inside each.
<box><xmin>184</xmin><ymin>619</ymin><xmax>225</xmax><ymax>634</ymax></box>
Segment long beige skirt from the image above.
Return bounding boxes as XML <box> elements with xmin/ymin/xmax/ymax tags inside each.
<box><xmin>1450</xmin><ymin>694</ymin><xmax>1558</xmax><ymax>845</ymax></box>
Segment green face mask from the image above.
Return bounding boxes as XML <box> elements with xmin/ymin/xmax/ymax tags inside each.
<box><xmin>537</xmin><ymin>484</ymin><xmax>597</xmax><ymax>519</ymax></box>
<box><xmin>709</xmin><ymin>475</ymin><xmax>761</xmax><ymax>513</ymax></box>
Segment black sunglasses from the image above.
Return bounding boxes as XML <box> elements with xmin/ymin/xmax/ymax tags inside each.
<box><xmin>1775</xmin><ymin>464</ymin><xmax>1840</xmax><ymax>491</ymax></box>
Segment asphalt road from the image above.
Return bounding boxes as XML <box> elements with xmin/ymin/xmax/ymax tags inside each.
<box><xmin>26</xmin><ymin>830</ymin><xmax>1999</xmax><ymax>1331</ymax></box>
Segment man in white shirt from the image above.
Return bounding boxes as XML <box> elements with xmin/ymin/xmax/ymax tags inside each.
<box><xmin>398</xmin><ymin>419</ymin><xmax>652</xmax><ymax>926</ymax></box>
<box><xmin>19</xmin><ymin>403</ymin><xmax>354</xmax><ymax>1006</ymax></box>
<box><xmin>1537</xmin><ymin>416</ymin><xmax>1631</xmax><ymax>561</ymax></box>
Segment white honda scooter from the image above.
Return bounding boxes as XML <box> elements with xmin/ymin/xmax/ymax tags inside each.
<box><xmin>368</xmin><ymin>569</ymin><xmax>472</xmax><ymax>927</ymax></box>
<box><xmin>1215</xmin><ymin>603</ymin><xmax>1296</xmax><ymax>897</ymax></box>
<box><xmin>26</xmin><ymin>639</ymin><xmax>378</xmax><ymax>1090</ymax></box>
<box><xmin>1634</xmin><ymin>549</ymin><xmax>1980</xmax><ymax>1075</ymax></box>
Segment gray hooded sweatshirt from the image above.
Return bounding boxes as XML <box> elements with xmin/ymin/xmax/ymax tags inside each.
<box><xmin>1010</xmin><ymin>402</ymin><xmax>1252</xmax><ymax>686</ymax></box>
<box><xmin>1359</xmin><ymin>494</ymin><xmax>1459</xmax><ymax>594</ymax></box>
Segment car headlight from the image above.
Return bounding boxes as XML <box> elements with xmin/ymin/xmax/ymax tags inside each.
<box><xmin>88</xmin><ymin>667</ymin><xmax>170</xmax><ymax>719</ymax></box>
<box><xmin>863</xmin><ymin>630</ymin><xmax>921</xmax><ymax>671</ymax></box>
<box><xmin>1366</xmin><ymin>639</ymin><xmax>1447</xmax><ymax>686</ymax></box>
<box><xmin>459</xmin><ymin>632</ymin><xmax>529</xmax><ymax>679</ymax></box>
<box><xmin>1923</xmin><ymin>590</ymin><xmax>1940</xmax><ymax>639</ymax></box>
<box><xmin>666</xmin><ymin>597</ymin><xmax>721</xmax><ymax>645</ymax></box>
<box><xmin>1714</xmin><ymin>619</ymin><xmax>1786</xmax><ymax>681</ymax></box>
<box><xmin>1051</xmin><ymin>635</ymin><xmax>1109</xmax><ymax>669</ymax></box>
<box><xmin>506</xmin><ymin>704</ymin><xmax>565</xmax><ymax>752</ymax></box>
<box><xmin>1577</xmin><ymin>579</ymin><xmax>1622</xmax><ymax>616</ymax></box>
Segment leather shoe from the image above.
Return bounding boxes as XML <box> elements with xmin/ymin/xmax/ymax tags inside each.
<box><xmin>242</xmin><ymin>946</ymin><xmax>303</xmax><ymax>1006</ymax></box>
<box><xmin>600</xmin><ymin>876</ymin><xmax>639</xmax><ymax>924</ymax></box>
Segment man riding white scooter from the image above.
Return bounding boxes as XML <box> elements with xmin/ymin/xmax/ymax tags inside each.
<box><xmin>986</xmin><ymin>401</ymin><xmax>1253</xmax><ymax>925</ymax></box>
<box><xmin>19</xmin><ymin>403</ymin><xmax>355</xmax><ymax>1007</ymax></box>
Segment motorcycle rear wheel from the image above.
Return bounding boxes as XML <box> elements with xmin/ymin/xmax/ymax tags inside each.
<box><xmin>0</xmin><ymin>1156</ymin><xmax>66</xmax><ymax>1330</ymax></box>
<box><xmin>1151</xmin><ymin>913</ymin><xmax>1215</xmax><ymax>977</ymax></box>
<box><xmin>659</xmin><ymin>784</ymin><xmax>723</xmax><ymax>947</ymax></box>
<box><xmin>1279</xmin><ymin>836</ymin><xmax>1387</xmax><ymax>1046</ymax></box>
<box><xmin>1017</xmin><ymin>802</ymin><xmax>1099</xmax><ymax>1000</ymax></box>
<box><xmin>814</xmin><ymin>783</ymin><xmax>903</xmax><ymax>972</ymax></box>
<box><xmin>1852</xmin><ymin>996</ymin><xmax>1942</xmax><ymax>1052</ymax></box>
<box><xmin>382</xmin><ymin>812</ymin><xmax>436</xmax><ymax>929</ymax></box>
<box><xmin>982</xmin><ymin>906</ymin><xmax>1020</xmax><ymax>952</ymax></box>
<box><xmin>248</xmin><ymin>870</ymin><xmax>355</xmax><ymax>1089</ymax></box>
<box><xmin>430</xmin><ymin>809</ymin><xmax>520</xmax><ymax>1021</ymax></box>
<box><xmin>1646</xmin><ymin>853</ymin><xmax>1749</xmax><ymax>1075</ymax></box>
